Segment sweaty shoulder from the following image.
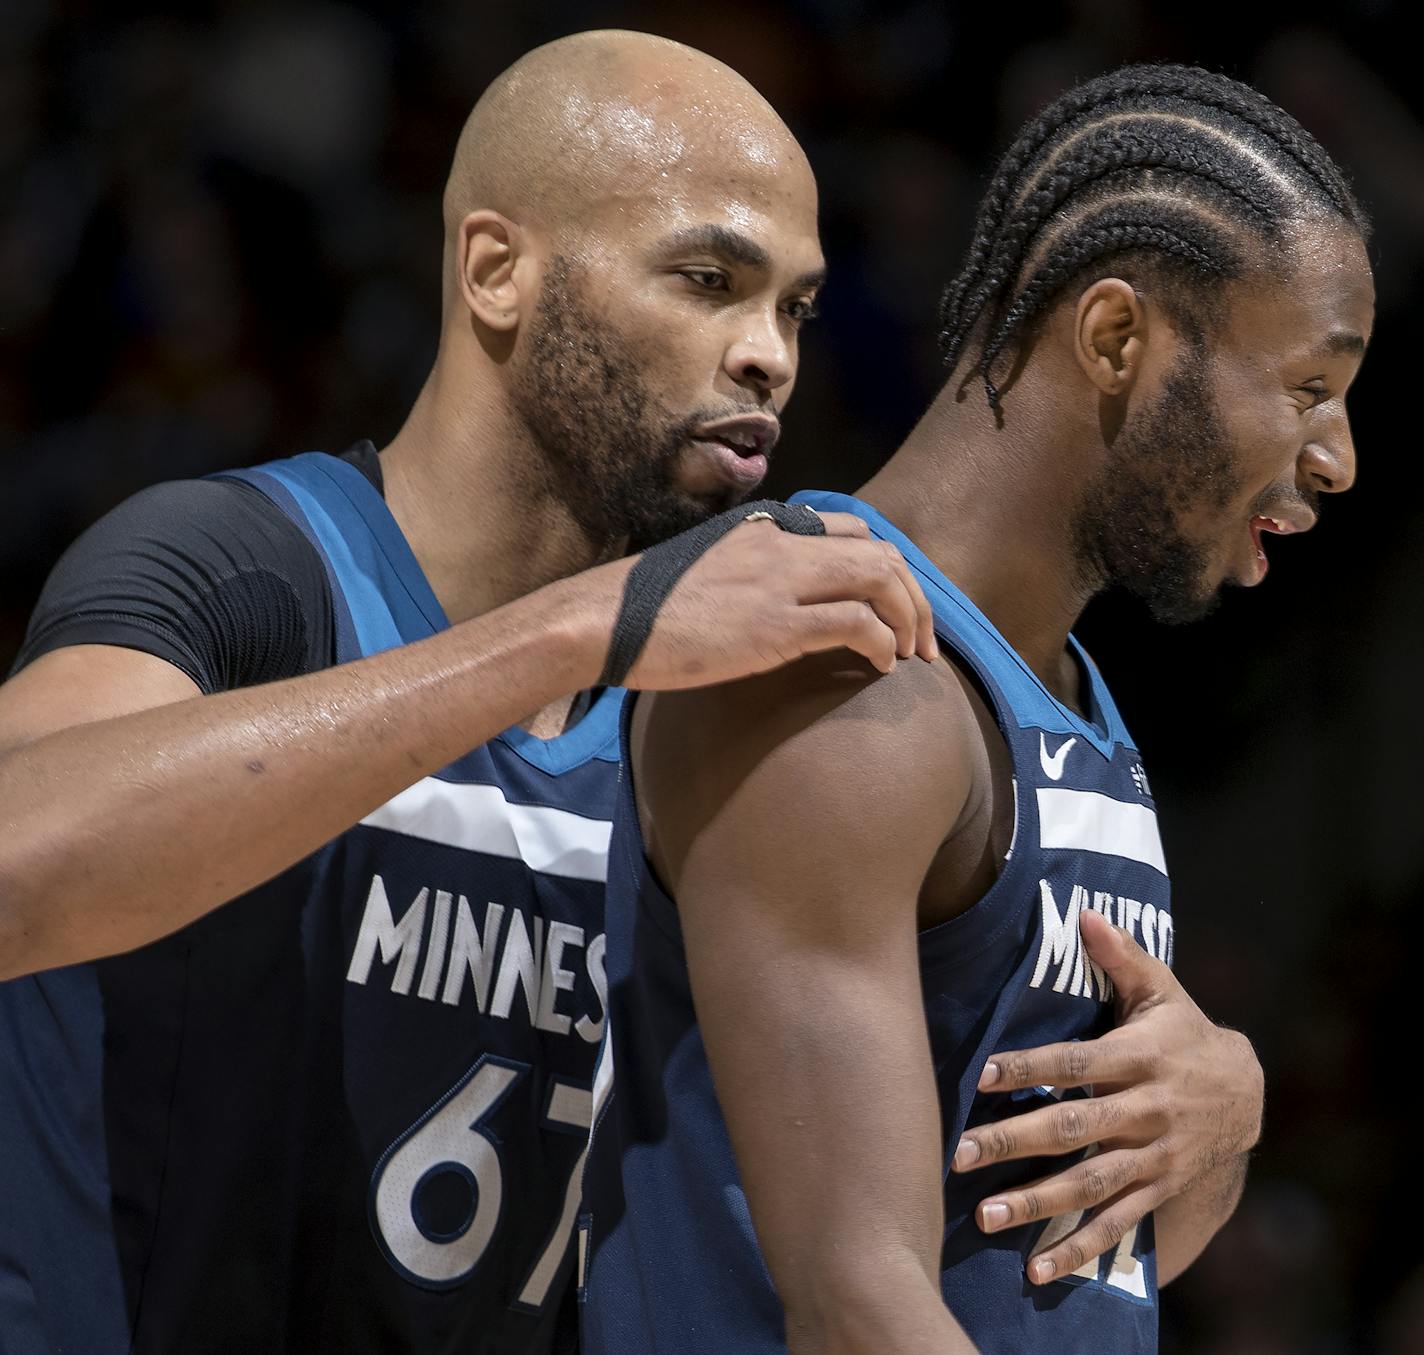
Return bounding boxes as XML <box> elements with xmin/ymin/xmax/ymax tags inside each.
<box><xmin>11</xmin><ymin>476</ymin><xmax>333</xmax><ymax>693</ymax></box>
<box><xmin>632</xmin><ymin>651</ymin><xmax>993</xmax><ymax>913</ymax></box>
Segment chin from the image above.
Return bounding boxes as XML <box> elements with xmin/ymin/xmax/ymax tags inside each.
<box><xmin>624</xmin><ymin>493</ymin><xmax>724</xmax><ymax>551</ymax></box>
<box><xmin>1144</xmin><ymin>585</ymin><xmax>1222</xmax><ymax>626</ymax></box>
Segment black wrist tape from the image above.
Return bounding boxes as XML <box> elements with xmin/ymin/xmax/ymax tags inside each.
<box><xmin>598</xmin><ymin>499</ymin><xmax>827</xmax><ymax>688</ymax></box>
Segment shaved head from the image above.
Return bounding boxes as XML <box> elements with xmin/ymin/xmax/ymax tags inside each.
<box><xmin>442</xmin><ymin>30</ymin><xmax>809</xmax><ymax>243</ymax></box>
<box><xmin>416</xmin><ymin>30</ymin><xmax>824</xmax><ymax>554</ymax></box>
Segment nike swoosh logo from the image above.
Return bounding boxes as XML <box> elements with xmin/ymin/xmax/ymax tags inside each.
<box><xmin>1039</xmin><ymin>733</ymin><xmax>1077</xmax><ymax>781</ymax></box>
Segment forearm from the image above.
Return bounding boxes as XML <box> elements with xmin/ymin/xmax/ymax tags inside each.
<box><xmin>0</xmin><ymin>576</ymin><xmax>599</xmax><ymax>977</ymax></box>
<box><xmin>1155</xmin><ymin>1149</ymin><xmax>1250</xmax><ymax>1285</ymax></box>
<box><xmin>785</xmin><ymin>1247</ymin><xmax>977</xmax><ymax>1355</ymax></box>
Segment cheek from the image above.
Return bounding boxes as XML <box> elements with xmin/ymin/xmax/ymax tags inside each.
<box><xmin>600</xmin><ymin>300</ymin><xmax>723</xmax><ymax>401</ymax></box>
<box><xmin>1212</xmin><ymin>370</ymin><xmax>1300</xmax><ymax>486</ymax></box>
<box><xmin>773</xmin><ymin>384</ymin><xmax>794</xmax><ymax>413</ymax></box>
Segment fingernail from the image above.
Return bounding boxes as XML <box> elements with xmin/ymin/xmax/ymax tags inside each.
<box><xmin>981</xmin><ymin>1202</ymin><xmax>1010</xmax><ymax>1231</ymax></box>
<box><xmin>979</xmin><ymin>1061</ymin><xmax>1001</xmax><ymax>1089</ymax></box>
<box><xmin>952</xmin><ymin>1139</ymin><xmax>980</xmax><ymax>1170</ymax></box>
<box><xmin>1030</xmin><ymin>1257</ymin><xmax>1056</xmax><ymax>1283</ymax></box>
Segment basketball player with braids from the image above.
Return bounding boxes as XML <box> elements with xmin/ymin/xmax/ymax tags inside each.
<box><xmin>583</xmin><ymin>65</ymin><xmax>1372</xmax><ymax>1352</ymax></box>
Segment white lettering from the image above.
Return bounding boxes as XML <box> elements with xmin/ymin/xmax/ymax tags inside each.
<box><xmin>1031</xmin><ymin>880</ymin><xmax>1080</xmax><ymax>993</ymax></box>
<box><xmin>442</xmin><ymin>898</ymin><xmax>505</xmax><ymax>1010</ymax></box>
<box><xmin>1123</xmin><ymin>897</ymin><xmax>1142</xmax><ymax>938</ymax></box>
<box><xmin>417</xmin><ymin>889</ymin><xmax>453</xmax><ymax>1001</ymax></box>
<box><xmin>1140</xmin><ymin>903</ymin><xmax>1158</xmax><ymax>961</ymax></box>
<box><xmin>491</xmin><ymin>911</ymin><xmax>544</xmax><ymax>1023</ymax></box>
<box><xmin>348</xmin><ymin>874</ymin><xmax>612</xmax><ymax>1036</ymax></box>
<box><xmin>575</xmin><ymin>933</ymin><xmax>608</xmax><ymax>1043</ymax></box>
<box><xmin>536</xmin><ymin>922</ymin><xmax>583</xmax><ymax>1035</ymax></box>
<box><xmin>346</xmin><ymin>875</ymin><xmax>427</xmax><ymax>995</ymax></box>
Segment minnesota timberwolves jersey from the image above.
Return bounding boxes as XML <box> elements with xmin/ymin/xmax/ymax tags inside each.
<box><xmin>581</xmin><ymin>490</ymin><xmax>1171</xmax><ymax>1354</ymax></box>
<box><xmin>0</xmin><ymin>452</ymin><xmax>619</xmax><ymax>1354</ymax></box>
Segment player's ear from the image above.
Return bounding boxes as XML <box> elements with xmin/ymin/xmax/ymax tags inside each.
<box><xmin>1073</xmin><ymin>278</ymin><xmax>1145</xmax><ymax>396</ymax></box>
<box><xmin>457</xmin><ymin>209</ymin><xmax>535</xmax><ymax>334</ymax></box>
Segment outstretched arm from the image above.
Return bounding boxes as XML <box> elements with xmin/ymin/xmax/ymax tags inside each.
<box><xmin>633</xmin><ymin>652</ymin><xmax>981</xmax><ymax>1354</ymax></box>
<box><xmin>0</xmin><ymin>513</ymin><xmax>934</xmax><ymax>979</ymax></box>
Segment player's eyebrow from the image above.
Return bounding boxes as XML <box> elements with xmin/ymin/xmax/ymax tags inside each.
<box><xmin>658</xmin><ymin>225</ymin><xmax>827</xmax><ymax>291</ymax></box>
<box><xmin>1313</xmin><ymin>330</ymin><xmax>1366</xmax><ymax>358</ymax></box>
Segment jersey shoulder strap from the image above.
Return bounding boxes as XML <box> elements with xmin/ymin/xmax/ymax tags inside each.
<box><xmin>791</xmin><ymin>489</ymin><xmax>1134</xmax><ymax>758</ymax></box>
<box><xmin>214</xmin><ymin>451</ymin><xmax>447</xmax><ymax>662</ymax></box>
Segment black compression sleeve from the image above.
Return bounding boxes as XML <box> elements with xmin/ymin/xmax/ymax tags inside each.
<box><xmin>11</xmin><ymin>477</ymin><xmax>335</xmax><ymax>693</ymax></box>
<box><xmin>598</xmin><ymin>499</ymin><xmax>826</xmax><ymax>687</ymax></box>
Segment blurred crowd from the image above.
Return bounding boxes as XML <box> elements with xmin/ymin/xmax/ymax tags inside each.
<box><xmin>3</xmin><ymin>1</ymin><xmax>1422</xmax><ymax>1350</ymax></box>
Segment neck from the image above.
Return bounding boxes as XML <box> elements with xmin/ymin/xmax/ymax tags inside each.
<box><xmin>860</xmin><ymin>374</ymin><xmax>1098</xmax><ymax>703</ymax></box>
<box><xmin>379</xmin><ymin>344</ymin><xmax>624</xmax><ymax>627</ymax></box>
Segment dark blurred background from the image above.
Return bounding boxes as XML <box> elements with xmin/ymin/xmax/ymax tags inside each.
<box><xmin>2</xmin><ymin>1</ymin><xmax>1418</xmax><ymax>1350</ymax></box>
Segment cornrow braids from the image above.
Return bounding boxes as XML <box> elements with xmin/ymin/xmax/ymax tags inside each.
<box><xmin>937</xmin><ymin>64</ymin><xmax>1369</xmax><ymax>409</ymax></box>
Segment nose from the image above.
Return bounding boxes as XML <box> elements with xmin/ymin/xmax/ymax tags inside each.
<box><xmin>1299</xmin><ymin>415</ymin><xmax>1357</xmax><ymax>496</ymax></box>
<box><xmin>724</xmin><ymin>309</ymin><xmax>794</xmax><ymax>396</ymax></box>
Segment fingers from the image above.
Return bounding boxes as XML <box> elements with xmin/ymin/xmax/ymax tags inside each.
<box><xmin>976</xmin><ymin>1032</ymin><xmax>1145</xmax><ymax>1095</ymax></box>
<box><xmin>884</xmin><ymin>549</ymin><xmax>939</xmax><ymax>662</ymax></box>
<box><xmin>812</xmin><ymin>511</ymin><xmax>871</xmax><ymax>539</ymax></box>
<box><xmin>1025</xmin><ymin>1182</ymin><xmax>1166</xmax><ymax>1286</ymax></box>
<box><xmin>623</xmin><ymin>511</ymin><xmax>941</xmax><ymax>689</ymax></box>
<box><xmin>972</xmin><ymin>1149</ymin><xmax>1143</xmax><ymax>1235</ymax></box>
<box><xmin>951</xmin><ymin>1091</ymin><xmax>1157</xmax><ymax>1171</ymax></box>
<box><xmin>1077</xmin><ymin>910</ymin><xmax>1179</xmax><ymax>1012</ymax></box>
<box><xmin>793</xmin><ymin>539</ymin><xmax>934</xmax><ymax>664</ymax></box>
<box><xmin>794</xmin><ymin>601</ymin><xmax>899</xmax><ymax>674</ymax></box>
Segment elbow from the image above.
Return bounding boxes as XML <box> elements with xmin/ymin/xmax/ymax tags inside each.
<box><xmin>0</xmin><ymin>848</ymin><xmax>64</xmax><ymax>980</ymax></box>
<box><xmin>781</xmin><ymin>1247</ymin><xmax>947</xmax><ymax>1355</ymax></box>
<box><xmin>0</xmin><ymin>911</ymin><xmax>42</xmax><ymax>982</ymax></box>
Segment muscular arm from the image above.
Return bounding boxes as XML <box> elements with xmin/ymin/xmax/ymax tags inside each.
<box><xmin>0</xmin><ymin>508</ymin><xmax>935</xmax><ymax>980</ymax></box>
<box><xmin>634</xmin><ymin>654</ymin><xmax>982</xmax><ymax>1354</ymax></box>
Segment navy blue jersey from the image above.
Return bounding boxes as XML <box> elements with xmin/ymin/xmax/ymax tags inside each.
<box><xmin>582</xmin><ymin>490</ymin><xmax>1172</xmax><ymax>1354</ymax></box>
<box><xmin>0</xmin><ymin>452</ymin><xmax>619</xmax><ymax>1354</ymax></box>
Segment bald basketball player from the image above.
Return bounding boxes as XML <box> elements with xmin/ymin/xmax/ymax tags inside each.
<box><xmin>0</xmin><ymin>33</ymin><xmax>937</xmax><ymax>1355</ymax></box>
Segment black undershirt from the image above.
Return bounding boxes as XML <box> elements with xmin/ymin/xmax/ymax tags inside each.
<box><xmin>12</xmin><ymin>443</ymin><xmax>382</xmax><ymax>691</ymax></box>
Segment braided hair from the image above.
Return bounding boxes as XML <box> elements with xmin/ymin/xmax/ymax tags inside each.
<box><xmin>937</xmin><ymin>65</ymin><xmax>1370</xmax><ymax>409</ymax></box>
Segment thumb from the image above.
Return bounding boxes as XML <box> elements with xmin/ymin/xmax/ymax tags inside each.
<box><xmin>1079</xmin><ymin>908</ymin><xmax>1171</xmax><ymax>1012</ymax></box>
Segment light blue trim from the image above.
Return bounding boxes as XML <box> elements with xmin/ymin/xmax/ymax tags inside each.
<box><xmin>234</xmin><ymin>452</ymin><xmax>622</xmax><ymax>773</ymax></box>
<box><xmin>497</xmin><ymin>689</ymin><xmax>624</xmax><ymax>774</ymax></box>
<box><xmin>792</xmin><ymin>490</ymin><xmax>1131</xmax><ymax>759</ymax></box>
<box><xmin>244</xmin><ymin>454</ymin><xmax>447</xmax><ymax>653</ymax></box>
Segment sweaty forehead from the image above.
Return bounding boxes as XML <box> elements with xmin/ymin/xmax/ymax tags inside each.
<box><xmin>561</xmin><ymin>83</ymin><xmax>814</xmax><ymax>219</ymax></box>
<box><xmin>444</xmin><ymin>33</ymin><xmax>818</xmax><ymax>262</ymax></box>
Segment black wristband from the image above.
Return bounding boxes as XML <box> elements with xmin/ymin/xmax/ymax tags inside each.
<box><xmin>598</xmin><ymin>499</ymin><xmax>826</xmax><ymax>688</ymax></box>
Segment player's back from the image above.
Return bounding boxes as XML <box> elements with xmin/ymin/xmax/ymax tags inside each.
<box><xmin>581</xmin><ymin>490</ymin><xmax>1171</xmax><ymax>1353</ymax></box>
<box><xmin>0</xmin><ymin>451</ymin><xmax>616</xmax><ymax>1355</ymax></box>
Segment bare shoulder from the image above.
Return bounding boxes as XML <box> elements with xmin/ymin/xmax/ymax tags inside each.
<box><xmin>631</xmin><ymin>651</ymin><xmax>988</xmax><ymax>889</ymax></box>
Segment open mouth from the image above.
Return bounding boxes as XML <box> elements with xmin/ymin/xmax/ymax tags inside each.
<box><xmin>1246</xmin><ymin>514</ymin><xmax>1297</xmax><ymax>581</ymax></box>
<box><xmin>690</xmin><ymin>437</ymin><xmax>769</xmax><ymax>489</ymax></box>
<box><xmin>688</xmin><ymin>416</ymin><xmax>778</xmax><ymax>492</ymax></box>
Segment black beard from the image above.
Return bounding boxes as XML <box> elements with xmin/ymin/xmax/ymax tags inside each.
<box><xmin>1071</xmin><ymin>346</ymin><xmax>1244</xmax><ymax>625</ymax></box>
<box><xmin>510</xmin><ymin>256</ymin><xmax>744</xmax><ymax>550</ymax></box>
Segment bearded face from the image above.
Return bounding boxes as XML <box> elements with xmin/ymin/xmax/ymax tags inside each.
<box><xmin>1071</xmin><ymin>341</ymin><xmax>1246</xmax><ymax>624</ymax></box>
<box><xmin>510</xmin><ymin>257</ymin><xmax>753</xmax><ymax>551</ymax></box>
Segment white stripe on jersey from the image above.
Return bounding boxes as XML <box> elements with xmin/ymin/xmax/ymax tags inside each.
<box><xmin>361</xmin><ymin>778</ymin><xmax>612</xmax><ymax>882</ymax></box>
<box><xmin>1035</xmin><ymin>787</ymin><xmax>1167</xmax><ymax>876</ymax></box>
